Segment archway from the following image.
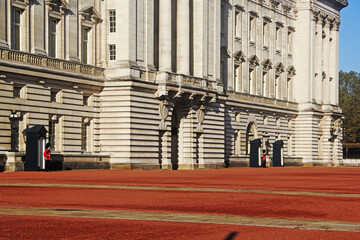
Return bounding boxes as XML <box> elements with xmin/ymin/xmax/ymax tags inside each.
<box><xmin>246</xmin><ymin>122</ymin><xmax>257</xmax><ymax>155</ymax></box>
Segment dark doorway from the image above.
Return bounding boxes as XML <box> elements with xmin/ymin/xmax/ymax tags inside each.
<box><xmin>171</xmin><ymin>109</ymin><xmax>180</xmax><ymax>170</ymax></box>
<box><xmin>273</xmin><ymin>140</ymin><xmax>284</xmax><ymax>167</ymax></box>
<box><xmin>250</xmin><ymin>139</ymin><xmax>262</xmax><ymax>167</ymax></box>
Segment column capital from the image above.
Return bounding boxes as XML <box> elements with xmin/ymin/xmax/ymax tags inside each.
<box><xmin>331</xmin><ymin>19</ymin><xmax>341</xmax><ymax>32</ymax></box>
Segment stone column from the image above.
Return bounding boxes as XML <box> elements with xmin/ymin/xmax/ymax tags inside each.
<box><xmin>193</xmin><ymin>0</ymin><xmax>208</xmax><ymax>78</ymax></box>
<box><xmin>145</xmin><ymin>0</ymin><xmax>155</xmax><ymax>71</ymax></box>
<box><xmin>314</xmin><ymin>16</ymin><xmax>323</xmax><ymax>104</ymax></box>
<box><xmin>176</xmin><ymin>0</ymin><xmax>190</xmax><ymax>75</ymax></box>
<box><xmin>0</xmin><ymin>0</ymin><xmax>8</xmax><ymax>48</ymax></box>
<box><xmin>159</xmin><ymin>0</ymin><xmax>172</xmax><ymax>72</ymax></box>
<box><xmin>330</xmin><ymin>20</ymin><xmax>340</xmax><ymax>105</ymax></box>
<box><xmin>322</xmin><ymin>18</ymin><xmax>331</xmax><ymax>105</ymax></box>
<box><xmin>67</xmin><ymin>0</ymin><xmax>79</xmax><ymax>62</ymax></box>
<box><xmin>44</xmin><ymin>2</ymin><xmax>50</xmax><ymax>55</ymax></box>
<box><xmin>31</xmin><ymin>0</ymin><xmax>46</xmax><ymax>55</ymax></box>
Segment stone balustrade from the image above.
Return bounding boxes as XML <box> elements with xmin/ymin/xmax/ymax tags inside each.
<box><xmin>0</xmin><ymin>48</ymin><xmax>104</xmax><ymax>77</ymax></box>
<box><xmin>229</xmin><ymin>92</ymin><xmax>298</xmax><ymax>109</ymax></box>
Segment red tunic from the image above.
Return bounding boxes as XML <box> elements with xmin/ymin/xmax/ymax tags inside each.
<box><xmin>44</xmin><ymin>149</ymin><xmax>51</xmax><ymax>161</ymax></box>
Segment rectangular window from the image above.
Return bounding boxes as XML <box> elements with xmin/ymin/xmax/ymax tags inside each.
<box><xmin>276</xmin><ymin>26</ymin><xmax>281</xmax><ymax>50</ymax></box>
<box><xmin>81</xmin><ymin>121</ymin><xmax>88</xmax><ymax>152</ymax></box>
<box><xmin>234</xmin><ymin>64</ymin><xmax>242</xmax><ymax>92</ymax></box>
<box><xmin>275</xmin><ymin>75</ymin><xmax>280</xmax><ymax>99</ymax></box>
<box><xmin>49</xmin><ymin>18</ymin><xmax>57</xmax><ymax>57</ymax></box>
<box><xmin>11</xmin><ymin>8</ymin><xmax>21</xmax><ymax>50</ymax></box>
<box><xmin>235</xmin><ymin>10</ymin><xmax>241</xmax><ymax>37</ymax></box>
<box><xmin>109</xmin><ymin>44</ymin><xmax>116</xmax><ymax>61</ymax></box>
<box><xmin>83</xmin><ymin>95</ymin><xmax>90</xmax><ymax>106</ymax></box>
<box><xmin>82</xmin><ymin>27</ymin><xmax>89</xmax><ymax>64</ymax></box>
<box><xmin>51</xmin><ymin>90</ymin><xmax>59</xmax><ymax>102</ymax></box>
<box><xmin>13</xmin><ymin>86</ymin><xmax>22</xmax><ymax>98</ymax></box>
<box><xmin>263</xmin><ymin>21</ymin><xmax>269</xmax><ymax>46</ymax></box>
<box><xmin>288</xmin><ymin>30</ymin><xmax>293</xmax><ymax>54</ymax></box>
<box><xmin>109</xmin><ymin>10</ymin><xmax>116</xmax><ymax>33</ymax></box>
<box><xmin>249</xmin><ymin>69</ymin><xmax>255</xmax><ymax>94</ymax></box>
<box><xmin>263</xmin><ymin>71</ymin><xmax>268</xmax><ymax>97</ymax></box>
<box><xmin>249</xmin><ymin>16</ymin><xmax>255</xmax><ymax>42</ymax></box>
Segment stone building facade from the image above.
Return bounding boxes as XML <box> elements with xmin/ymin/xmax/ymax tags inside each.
<box><xmin>0</xmin><ymin>0</ymin><xmax>348</xmax><ymax>171</ymax></box>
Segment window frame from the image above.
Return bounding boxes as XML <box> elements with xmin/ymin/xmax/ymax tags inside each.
<box><xmin>109</xmin><ymin>44</ymin><xmax>116</xmax><ymax>61</ymax></box>
<box><xmin>109</xmin><ymin>9</ymin><xmax>116</xmax><ymax>33</ymax></box>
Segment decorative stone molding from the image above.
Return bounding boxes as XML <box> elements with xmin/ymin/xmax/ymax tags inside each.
<box><xmin>262</xmin><ymin>59</ymin><xmax>273</xmax><ymax>71</ymax></box>
<box><xmin>79</xmin><ymin>6</ymin><xmax>103</xmax><ymax>24</ymax></box>
<box><xmin>275</xmin><ymin>63</ymin><xmax>285</xmax><ymax>75</ymax></box>
<box><xmin>270</xmin><ymin>0</ymin><xmax>281</xmax><ymax>9</ymax></box>
<box><xmin>287</xmin><ymin>66</ymin><xmax>296</xmax><ymax>77</ymax></box>
<box><xmin>196</xmin><ymin>106</ymin><xmax>205</xmax><ymax>133</ymax></box>
<box><xmin>159</xmin><ymin>100</ymin><xmax>170</xmax><ymax>130</ymax></box>
<box><xmin>0</xmin><ymin>48</ymin><xmax>105</xmax><ymax>77</ymax></box>
<box><xmin>248</xmin><ymin>55</ymin><xmax>260</xmax><ymax>68</ymax></box>
<box><xmin>233</xmin><ymin>51</ymin><xmax>246</xmax><ymax>64</ymax></box>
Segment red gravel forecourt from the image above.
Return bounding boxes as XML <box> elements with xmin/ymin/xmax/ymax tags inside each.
<box><xmin>0</xmin><ymin>167</ymin><xmax>359</xmax><ymax>239</ymax></box>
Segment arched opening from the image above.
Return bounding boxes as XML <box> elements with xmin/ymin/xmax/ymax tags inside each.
<box><xmin>246</xmin><ymin>122</ymin><xmax>256</xmax><ymax>155</ymax></box>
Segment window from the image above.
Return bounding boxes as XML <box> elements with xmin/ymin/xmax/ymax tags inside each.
<box><xmin>249</xmin><ymin>16</ymin><xmax>256</xmax><ymax>42</ymax></box>
<box><xmin>109</xmin><ymin>44</ymin><xmax>116</xmax><ymax>61</ymax></box>
<box><xmin>287</xmin><ymin>30</ymin><xmax>293</xmax><ymax>54</ymax></box>
<box><xmin>249</xmin><ymin>69</ymin><xmax>255</xmax><ymax>94</ymax></box>
<box><xmin>275</xmin><ymin>75</ymin><xmax>280</xmax><ymax>99</ymax></box>
<box><xmin>276</xmin><ymin>25</ymin><xmax>282</xmax><ymax>50</ymax></box>
<box><xmin>263</xmin><ymin>71</ymin><xmax>268</xmax><ymax>97</ymax></box>
<box><xmin>13</xmin><ymin>86</ymin><xmax>22</xmax><ymax>98</ymax></box>
<box><xmin>235</xmin><ymin>10</ymin><xmax>241</xmax><ymax>37</ymax></box>
<box><xmin>82</xmin><ymin>27</ymin><xmax>90</xmax><ymax>64</ymax></box>
<box><xmin>11</xmin><ymin>8</ymin><xmax>22</xmax><ymax>50</ymax></box>
<box><xmin>287</xmin><ymin>77</ymin><xmax>293</xmax><ymax>101</ymax></box>
<box><xmin>83</xmin><ymin>95</ymin><xmax>90</xmax><ymax>106</ymax></box>
<box><xmin>49</xmin><ymin>18</ymin><xmax>58</xmax><ymax>57</ymax></box>
<box><xmin>81</xmin><ymin>121</ymin><xmax>89</xmax><ymax>152</ymax></box>
<box><xmin>109</xmin><ymin>10</ymin><xmax>116</xmax><ymax>33</ymax></box>
<box><xmin>263</xmin><ymin>21</ymin><xmax>269</xmax><ymax>46</ymax></box>
<box><xmin>51</xmin><ymin>90</ymin><xmax>59</xmax><ymax>102</ymax></box>
<box><xmin>234</xmin><ymin>64</ymin><xmax>241</xmax><ymax>92</ymax></box>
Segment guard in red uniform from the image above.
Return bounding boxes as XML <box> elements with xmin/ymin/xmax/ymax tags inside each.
<box><xmin>44</xmin><ymin>143</ymin><xmax>51</xmax><ymax>171</ymax></box>
<box><xmin>261</xmin><ymin>150</ymin><xmax>267</xmax><ymax>168</ymax></box>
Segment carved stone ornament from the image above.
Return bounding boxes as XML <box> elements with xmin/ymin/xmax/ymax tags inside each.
<box><xmin>196</xmin><ymin>106</ymin><xmax>205</xmax><ymax>133</ymax></box>
<box><xmin>282</xmin><ymin>3</ymin><xmax>292</xmax><ymax>15</ymax></box>
<box><xmin>233</xmin><ymin>51</ymin><xmax>246</xmax><ymax>64</ymax></box>
<box><xmin>270</xmin><ymin>0</ymin><xmax>282</xmax><ymax>9</ymax></box>
<box><xmin>275</xmin><ymin>63</ymin><xmax>285</xmax><ymax>74</ymax></box>
<box><xmin>248</xmin><ymin>55</ymin><xmax>260</xmax><ymax>68</ymax></box>
<box><xmin>262</xmin><ymin>59</ymin><xmax>273</xmax><ymax>71</ymax></box>
<box><xmin>287</xmin><ymin>66</ymin><xmax>296</xmax><ymax>77</ymax></box>
<box><xmin>159</xmin><ymin>101</ymin><xmax>169</xmax><ymax>130</ymax></box>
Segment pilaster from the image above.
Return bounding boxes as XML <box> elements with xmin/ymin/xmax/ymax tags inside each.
<box><xmin>176</xmin><ymin>0</ymin><xmax>190</xmax><ymax>75</ymax></box>
<box><xmin>0</xmin><ymin>0</ymin><xmax>9</xmax><ymax>48</ymax></box>
<box><xmin>193</xmin><ymin>0</ymin><xmax>208</xmax><ymax>78</ymax></box>
<box><xmin>159</xmin><ymin>0</ymin><xmax>172</xmax><ymax>72</ymax></box>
